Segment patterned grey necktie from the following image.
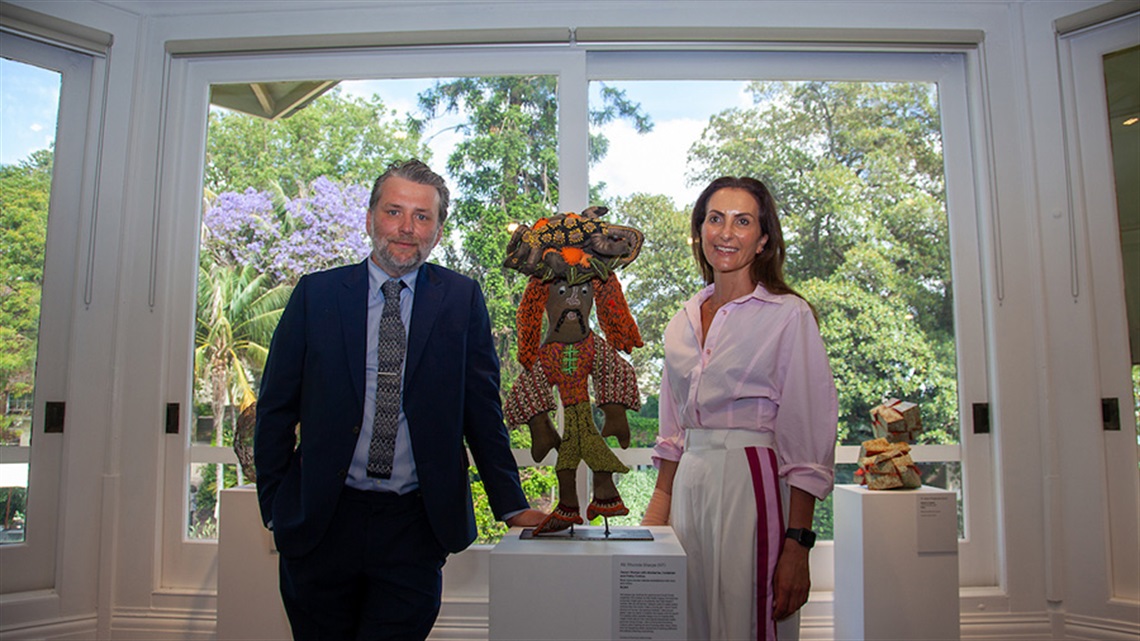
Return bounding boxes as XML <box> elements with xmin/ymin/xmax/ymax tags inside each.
<box><xmin>367</xmin><ymin>279</ymin><xmax>406</xmax><ymax>479</ymax></box>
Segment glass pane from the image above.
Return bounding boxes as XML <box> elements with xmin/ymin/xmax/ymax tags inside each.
<box><xmin>590</xmin><ymin>79</ymin><xmax>959</xmax><ymax>447</ymax></box>
<box><xmin>193</xmin><ymin>76</ymin><xmax>561</xmax><ymax>541</ymax></box>
<box><xmin>0</xmin><ymin>58</ymin><xmax>61</xmax><ymax>546</ymax></box>
<box><xmin>1134</xmin><ymin>365</ymin><xmax>1140</xmax><ymax>447</ymax></box>
<box><xmin>1101</xmin><ymin>46</ymin><xmax>1140</xmax><ymax>433</ymax></box>
<box><xmin>608</xmin><ymin>464</ymin><xmax>657</xmax><ymax>527</ymax></box>
<box><xmin>188</xmin><ymin>462</ymin><xmax>242</xmax><ymax>539</ymax></box>
<box><xmin>591</xmin><ymin>79</ymin><xmax>961</xmax><ymax>540</ymax></box>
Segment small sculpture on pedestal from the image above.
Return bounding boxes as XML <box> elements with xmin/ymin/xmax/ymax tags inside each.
<box><xmin>502</xmin><ymin>207</ymin><xmax>644</xmax><ymax>535</ymax></box>
<box><xmin>858</xmin><ymin>398</ymin><xmax>924</xmax><ymax>490</ymax></box>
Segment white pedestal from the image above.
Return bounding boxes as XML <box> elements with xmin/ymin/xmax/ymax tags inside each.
<box><xmin>217</xmin><ymin>487</ymin><xmax>292</xmax><ymax>641</ymax></box>
<box><xmin>834</xmin><ymin>485</ymin><xmax>960</xmax><ymax>641</ymax></box>
<box><xmin>489</xmin><ymin>526</ymin><xmax>686</xmax><ymax>641</ymax></box>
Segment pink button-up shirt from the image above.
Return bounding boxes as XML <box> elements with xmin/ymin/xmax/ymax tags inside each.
<box><xmin>654</xmin><ymin>283</ymin><xmax>838</xmax><ymax>499</ymax></box>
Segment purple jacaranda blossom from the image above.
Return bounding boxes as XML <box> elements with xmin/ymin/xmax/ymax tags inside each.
<box><xmin>202</xmin><ymin>178</ymin><xmax>371</xmax><ymax>284</ymax></box>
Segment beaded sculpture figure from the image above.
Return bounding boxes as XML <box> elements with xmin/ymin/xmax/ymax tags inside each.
<box><xmin>503</xmin><ymin>207</ymin><xmax>644</xmax><ymax>534</ymax></box>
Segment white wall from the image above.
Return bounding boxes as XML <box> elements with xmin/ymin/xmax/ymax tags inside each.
<box><xmin>0</xmin><ymin>1</ymin><xmax>1136</xmax><ymax>639</ymax></box>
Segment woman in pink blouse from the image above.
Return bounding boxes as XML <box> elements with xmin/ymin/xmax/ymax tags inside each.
<box><xmin>642</xmin><ymin>177</ymin><xmax>838</xmax><ymax>641</ymax></box>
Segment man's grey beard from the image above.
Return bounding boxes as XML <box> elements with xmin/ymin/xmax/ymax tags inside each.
<box><xmin>369</xmin><ymin>232</ymin><xmax>426</xmax><ymax>277</ymax></box>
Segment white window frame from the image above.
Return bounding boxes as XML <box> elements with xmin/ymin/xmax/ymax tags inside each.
<box><xmin>159</xmin><ymin>42</ymin><xmax>998</xmax><ymax>598</ymax></box>
<box><xmin>158</xmin><ymin>44</ymin><xmax>588</xmax><ymax>588</ymax></box>
<box><xmin>0</xmin><ymin>30</ymin><xmax>98</xmax><ymax>595</ymax></box>
<box><xmin>1057</xmin><ymin>13</ymin><xmax>1140</xmax><ymax>605</ymax></box>
<box><xmin>582</xmin><ymin>48</ymin><xmax>996</xmax><ymax>591</ymax></box>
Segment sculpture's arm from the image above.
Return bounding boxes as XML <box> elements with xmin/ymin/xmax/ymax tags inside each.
<box><xmin>591</xmin><ymin>335</ymin><xmax>640</xmax><ymax>449</ymax></box>
<box><xmin>504</xmin><ymin>361</ymin><xmax>560</xmax><ymax>462</ymax></box>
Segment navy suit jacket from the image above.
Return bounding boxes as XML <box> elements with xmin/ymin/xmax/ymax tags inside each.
<box><xmin>254</xmin><ymin>260</ymin><xmax>528</xmax><ymax>557</ymax></box>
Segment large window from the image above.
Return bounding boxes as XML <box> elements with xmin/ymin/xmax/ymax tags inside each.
<box><xmin>1060</xmin><ymin>14</ymin><xmax>1140</xmax><ymax>602</ymax></box>
<box><xmin>159</xmin><ymin>48</ymin><xmax>586</xmax><ymax>584</ymax></box>
<box><xmin>188</xmin><ymin>74</ymin><xmax>567</xmax><ymax>540</ymax></box>
<box><xmin>162</xmin><ymin>44</ymin><xmax>995</xmax><ymax>591</ymax></box>
<box><xmin>583</xmin><ymin>51</ymin><xmax>993</xmax><ymax>589</ymax></box>
<box><xmin>590</xmin><ymin>77</ymin><xmax>964</xmax><ymax>543</ymax></box>
<box><xmin>0</xmin><ymin>55</ymin><xmax>59</xmax><ymax>548</ymax></box>
<box><xmin>0</xmin><ymin>30</ymin><xmax>97</xmax><ymax>593</ymax></box>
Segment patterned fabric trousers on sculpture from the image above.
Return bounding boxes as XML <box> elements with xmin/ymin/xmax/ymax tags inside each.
<box><xmin>553</xmin><ymin>401</ymin><xmax>629</xmax><ymax>474</ymax></box>
<box><xmin>671</xmin><ymin>429</ymin><xmax>800</xmax><ymax>641</ymax></box>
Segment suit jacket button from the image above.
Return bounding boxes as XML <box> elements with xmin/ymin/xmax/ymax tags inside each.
<box><xmin>352</xmin><ymin>424</ymin><xmax>361</xmax><ymax>434</ymax></box>
<box><xmin>338</xmin><ymin>468</ymin><xmax>347</xmax><ymax>478</ymax></box>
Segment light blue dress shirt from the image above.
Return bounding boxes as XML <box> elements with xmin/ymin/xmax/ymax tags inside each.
<box><xmin>345</xmin><ymin>260</ymin><xmax>420</xmax><ymax>494</ymax></box>
<box><xmin>344</xmin><ymin>260</ymin><xmax>525</xmax><ymax>522</ymax></box>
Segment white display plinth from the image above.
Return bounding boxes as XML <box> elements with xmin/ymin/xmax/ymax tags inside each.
<box><xmin>217</xmin><ymin>487</ymin><xmax>292</xmax><ymax>641</ymax></box>
<box><xmin>490</xmin><ymin>526</ymin><xmax>686</xmax><ymax>641</ymax></box>
<box><xmin>834</xmin><ymin>485</ymin><xmax>960</xmax><ymax>641</ymax></box>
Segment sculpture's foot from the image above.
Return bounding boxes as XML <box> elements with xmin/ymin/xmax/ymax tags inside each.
<box><xmin>586</xmin><ymin>496</ymin><xmax>629</xmax><ymax>521</ymax></box>
<box><xmin>533</xmin><ymin>503</ymin><xmax>583</xmax><ymax>535</ymax></box>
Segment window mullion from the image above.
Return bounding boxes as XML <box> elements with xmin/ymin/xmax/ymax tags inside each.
<box><xmin>558</xmin><ymin>50</ymin><xmax>589</xmax><ymax>212</ymax></box>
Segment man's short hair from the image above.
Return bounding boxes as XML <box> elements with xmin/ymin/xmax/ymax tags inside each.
<box><xmin>368</xmin><ymin>159</ymin><xmax>451</xmax><ymax>226</ymax></box>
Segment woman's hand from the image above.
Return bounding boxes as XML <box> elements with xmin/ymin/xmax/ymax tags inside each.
<box><xmin>641</xmin><ymin>488</ymin><xmax>672</xmax><ymax>525</ymax></box>
<box><xmin>641</xmin><ymin>459</ymin><xmax>678</xmax><ymax>525</ymax></box>
<box><xmin>774</xmin><ymin>486</ymin><xmax>817</xmax><ymax>620</ymax></box>
<box><xmin>772</xmin><ymin>540</ymin><xmax>811</xmax><ymax>620</ymax></box>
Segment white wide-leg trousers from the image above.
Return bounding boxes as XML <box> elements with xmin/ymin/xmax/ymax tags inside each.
<box><xmin>672</xmin><ymin>429</ymin><xmax>800</xmax><ymax>641</ymax></box>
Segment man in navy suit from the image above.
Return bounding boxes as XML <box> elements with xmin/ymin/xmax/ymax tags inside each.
<box><xmin>255</xmin><ymin>159</ymin><xmax>544</xmax><ymax>640</ymax></box>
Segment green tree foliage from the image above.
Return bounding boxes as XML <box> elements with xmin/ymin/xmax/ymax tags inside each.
<box><xmin>413</xmin><ymin>76</ymin><xmax>562</xmax><ymax>383</ymax></box>
<box><xmin>687</xmin><ymin>81</ymin><xmax>958</xmax><ymax>445</ymax></box>
<box><xmin>590</xmin><ymin>85</ymin><xmax>655</xmax><ymax>164</ymax></box>
<box><xmin>469</xmin><ymin>463</ymin><xmax>560</xmax><ymax>545</ymax></box>
<box><xmin>191</xmin><ymin>463</ymin><xmax>239</xmax><ymax>538</ymax></box>
<box><xmin>195</xmin><ymin>262</ymin><xmax>291</xmax><ymax>425</ymax></box>
<box><xmin>602</xmin><ymin>466</ymin><xmax>658</xmax><ymax>527</ymax></box>
<box><xmin>1133</xmin><ymin>366</ymin><xmax>1140</xmax><ymax>439</ymax></box>
<box><xmin>469</xmin><ymin>477</ymin><xmax>507</xmax><ymax>544</ymax></box>
<box><xmin>189</xmin><ymin>261</ymin><xmax>289</xmax><ymax>536</ymax></box>
<box><xmin>468</xmin><ymin>416</ymin><xmax>559</xmax><ymax>544</ymax></box>
<box><xmin>1</xmin><ymin>487</ymin><xmax>27</xmax><ymax>532</ymax></box>
<box><xmin>610</xmin><ymin>193</ymin><xmax>703</xmax><ymax>392</ymax></box>
<box><xmin>204</xmin><ymin>88</ymin><xmax>430</xmax><ymax>199</ymax></box>
<box><xmin>0</xmin><ymin>150</ymin><xmax>52</xmax><ymax>437</ymax></box>
<box><xmin>626</xmin><ymin>412</ymin><xmax>660</xmax><ymax>449</ymax></box>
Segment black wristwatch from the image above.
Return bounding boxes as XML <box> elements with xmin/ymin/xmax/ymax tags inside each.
<box><xmin>785</xmin><ymin>527</ymin><xmax>816</xmax><ymax>549</ymax></box>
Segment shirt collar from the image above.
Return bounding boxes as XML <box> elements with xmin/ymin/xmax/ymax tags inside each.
<box><xmin>687</xmin><ymin>281</ymin><xmax>782</xmax><ymax>336</ymax></box>
<box><xmin>367</xmin><ymin>258</ymin><xmax>419</xmax><ymax>300</ymax></box>
<box><xmin>746</xmin><ymin>282</ymin><xmax>783</xmax><ymax>304</ymax></box>
<box><xmin>695</xmin><ymin>281</ymin><xmax>783</xmax><ymax>307</ymax></box>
